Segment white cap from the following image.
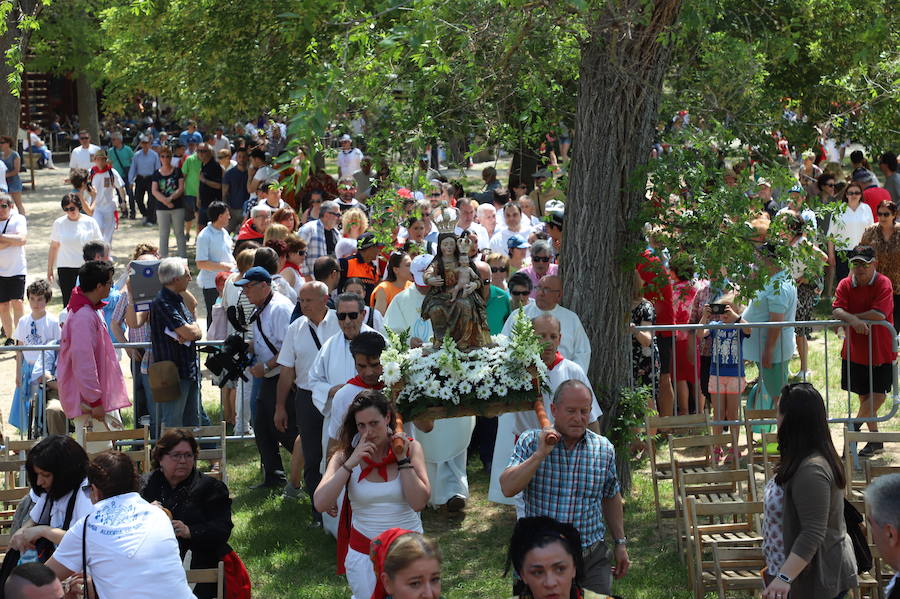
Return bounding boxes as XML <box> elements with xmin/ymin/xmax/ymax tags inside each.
<box><xmin>340</xmin><ymin>134</ymin><xmax>352</xmax><ymax>142</ymax></box>
<box><xmin>410</xmin><ymin>254</ymin><xmax>433</xmax><ymax>286</ymax></box>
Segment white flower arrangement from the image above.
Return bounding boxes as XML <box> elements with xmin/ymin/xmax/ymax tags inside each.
<box><xmin>381</xmin><ymin>310</ymin><xmax>549</xmax><ymax>419</ymax></box>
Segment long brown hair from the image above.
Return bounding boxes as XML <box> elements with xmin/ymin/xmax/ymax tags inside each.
<box><xmin>339</xmin><ymin>390</ymin><xmax>395</xmax><ymax>457</ymax></box>
<box><xmin>774</xmin><ymin>383</ymin><xmax>845</xmax><ymax>488</ymax></box>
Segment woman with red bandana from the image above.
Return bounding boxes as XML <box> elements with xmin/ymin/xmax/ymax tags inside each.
<box><xmin>314</xmin><ymin>390</ymin><xmax>430</xmax><ymax>599</ymax></box>
<box><xmin>369</xmin><ymin>528</ymin><xmax>442</xmax><ymax>599</ymax></box>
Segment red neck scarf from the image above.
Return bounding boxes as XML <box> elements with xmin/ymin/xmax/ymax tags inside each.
<box><xmin>370</xmin><ymin>528</ymin><xmax>416</xmax><ymax>599</ymax></box>
<box><xmin>359</xmin><ymin>446</ymin><xmax>398</xmax><ymax>483</ymax></box>
<box><xmin>90</xmin><ymin>164</ymin><xmax>112</xmax><ymax>179</ymax></box>
<box><xmin>546</xmin><ymin>351</ymin><xmax>565</xmax><ymax>370</ymax></box>
<box><xmin>346</xmin><ymin>375</ymin><xmax>385</xmax><ymax>391</ymax></box>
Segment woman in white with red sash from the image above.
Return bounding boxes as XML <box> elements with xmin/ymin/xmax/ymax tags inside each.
<box><xmin>314</xmin><ymin>389</ymin><xmax>430</xmax><ymax>599</ymax></box>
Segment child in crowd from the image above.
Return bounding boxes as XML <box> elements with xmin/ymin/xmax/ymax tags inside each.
<box><xmin>12</xmin><ymin>279</ymin><xmax>64</xmax><ymax>434</ymax></box>
<box><xmin>698</xmin><ymin>292</ymin><xmax>747</xmax><ymax>464</ymax></box>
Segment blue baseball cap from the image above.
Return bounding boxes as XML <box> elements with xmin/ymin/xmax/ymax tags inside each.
<box><xmin>234</xmin><ymin>266</ymin><xmax>271</xmax><ymax>286</ymax></box>
<box><xmin>507</xmin><ymin>234</ymin><xmax>531</xmax><ymax>250</ymax></box>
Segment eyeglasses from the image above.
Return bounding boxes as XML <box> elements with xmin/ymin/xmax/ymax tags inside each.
<box><xmin>532</xmin><ymin>256</ymin><xmax>551</xmax><ymax>263</ymax></box>
<box><xmin>165</xmin><ymin>452</ymin><xmax>195</xmax><ymax>461</ymax></box>
<box><xmin>430</xmin><ymin>192</ymin><xmax>441</xmax><ymax>197</ymax></box>
<box><xmin>79</xmin><ymin>136</ymin><xmax>89</xmax><ymax>141</ymax></box>
<box><xmin>491</xmin><ymin>266</ymin><xmax>508</xmax><ymax>273</ymax></box>
<box><xmin>337</xmin><ymin>312</ymin><xmax>359</xmax><ymax>320</ymax></box>
<box><xmin>63</xmin><ymin>206</ymin><xmax>78</xmax><ymax>212</ymax></box>
<box><xmin>510</xmin><ymin>289</ymin><xmax>530</xmax><ymax>296</ymax></box>
<box><xmin>537</xmin><ymin>285</ymin><xmax>561</xmax><ymax>294</ymax></box>
<box><xmin>326</xmin><ymin>211</ymin><xmax>341</xmax><ymax>217</ymax></box>
<box><xmin>878</xmin><ymin>212</ymin><xmax>893</xmax><ymax>217</ymax></box>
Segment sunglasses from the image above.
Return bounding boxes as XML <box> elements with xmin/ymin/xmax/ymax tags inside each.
<box><xmin>336</xmin><ymin>312</ymin><xmax>359</xmax><ymax>320</ymax></box>
<box><xmin>63</xmin><ymin>206</ymin><xmax>78</xmax><ymax>212</ymax></box>
<box><xmin>823</xmin><ymin>183</ymin><xmax>836</xmax><ymax>187</ymax></box>
<box><xmin>532</xmin><ymin>256</ymin><xmax>551</xmax><ymax>263</ymax></box>
<box><xmin>327</xmin><ymin>211</ymin><xmax>341</xmax><ymax>217</ymax></box>
<box><xmin>429</xmin><ymin>192</ymin><xmax>441</xmax><ymax>197</ymax></box>
<box><xmin>491</xmin><ymin>266</ymin><xmax>508</xmax><ymax>273</ymax></box>
<box><xmin>849</xmin><ymin>260</ymin><xmax>872</xmax><ymax>267</ymax></box>
<box><xmin>846</xmin><ymin>191</ymin><xmax>862</xmax><ymax>196</ymax></box>
<box><xmin>878</xmin><ymin>212</ymin><xmax>893</xmax><ymax>217</ymax></box>
<box><xmin>510</xmin><ymin>290</ymin><xmax>530</xmax><ymax>296</ymax></box>
<box><xmin>79</xmin><ymin>137</ymin><xmax>89</xmax><ymax>141</ymax></box>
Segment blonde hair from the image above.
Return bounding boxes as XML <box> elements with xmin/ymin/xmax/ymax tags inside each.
<box><xmin>263</xmin><ymin>223</ymin><xmax>290</xmax><ymax>243</ymax></box>
<box><xmin>376</xmin><ymin>532</ymin><xmax>443</xmax><ymax>580</ymax></box>
<box><xmin>487</xmin><ymin>252</ymin><xmax>509</xmax><ymax>268</ymax></box>
<box><xmin>341</xmin><ymin>207</ymin><xmax>369</xmax><ymax>234</ymax></box>
<box><xmin>235</xmin><ymin>248</ymin><xmax>257</xmax><ymax>274</ymax></box>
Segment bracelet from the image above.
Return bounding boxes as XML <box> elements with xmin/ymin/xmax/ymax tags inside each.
<box><xmin>342</xmin><ymin>463</ymin><xmax>354</xmax><ymax>474</ymax></box>
<box><xmin>398</xmin><ymin>464</ymin><xmax>413</xmax><ymax>470</ymax></box>
<box><xmin>775</xmin><ymin>572</ymin><xmax>792</xmax><ymax>584</ymax></box>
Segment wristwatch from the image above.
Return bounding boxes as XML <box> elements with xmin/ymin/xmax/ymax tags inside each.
<box><xmin>776</xmin><ymin>572</ymin><xmax>792</xmax><ymax>584</ymax></box>
<box><xmin>614</xmin><ymin>537</ymin><xmax>627</xmax><ymax>546</ymax></box>
<box><xmin>396</xmin><ymin>457</ymin><xmax>411</xmax><ymax>466</ymax></box>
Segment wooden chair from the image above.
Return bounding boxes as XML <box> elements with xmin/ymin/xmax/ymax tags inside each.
<box><xmin>185</xmin><ymin>561</ymin><xmax>224</xmax><ymax>599</ymax></box>
<box><xmin>760</xmin><ymin>432</ymin><xmax>780</xmax><ymax>482</ymax></box>
<box><xmin>0</xmin><ymin>487</ymin><xmax>30</xmax><ymax>533</ymax></box>
<box><xmin>685</xmin><ymin>497</ymin><xmax>763</xmax><ymax>599</ymax></box>
<box><xmin>676</xmin><ymin>465</ymin><xmax>756</xmax><ymax>572</ymax></box>
<box><xmin>83</xmin><ymin>427</ymin><xmax>152</xmax><ymax>474</ymax></box>
<box><xmin>162</xmin><ymin>422</ymin><xmax>227</xmax><ymax>483</ymax></box>
<box><xmin>844</xmin><ymin>431</ymin><xmax>900</xmax><ymax>498</ymax></box>
<box><xmin>645</xmin><ymin>412</ymin><xmax>710</xmax><ymax>527</ymax></box>
<box><xmin>710</xmin><ymin>543</ymin><xmax>765</xmax><ymax>598</ymax></box>
<box><xmin>0</xmin><ymin>439</ymin><xmax>37</xmax><ymax>488</ymax></box>
<box><xmin>742</xmin><ymin>407</ymin><xmax>777</xmax><ymax>473</ymax></box>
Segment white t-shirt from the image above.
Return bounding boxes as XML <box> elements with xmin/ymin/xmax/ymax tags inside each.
<box><xmin>490</xmin><ymin>225</ymin><xmax>532</xmax><ymax>256</ymax></box>
<box><xmin>28</xmin><ymin>478</ymin><xmax>93</xmax><ymax>529</ymax></box>
<box><xmin>89</xmin><ymin>168</ymin><xmax>124</xmax><ymax>212</ymax></box>
<box><xmin>250</xmin><ymin>165</ymin><xmax>277</xmax><ymax>201</ymax></box>
<box><xmin>53</xmin><ymin>492</ymin><xmax>193</xmax><ymax>599</ymax></box>
<box><xmin>14</xmin><ymin>313</ymin><xmax>61</xmax><ymax>364</ymax></box>
<box><xmin>211</xmin><ymin>135</ymin><xmax>230</xmax><ymax>153</ymax></box>
<box><xmin>195</xmin><ymin>225</ymin><xmax>234</xmax><ymax>289</ymax></box>
<box><xmin>276</xmin><ymin>311</ymin><xmax>342</xmax><ymax>391</ymax></box>
<box><xmin>0</xmin><ymin>213</ymin><xmax>26</xmax><ymax>276</ymax></box>
<box><xmin>50</xmin><ymin>215</ymin><xmax>103</xmax><ymax>268</ymax></box>
<box><xmin>828</xmin><ymin>202</ymin><xmax>873</xmax><ymax>251</ymax></box>
<box><xmin>69</xmin><ymin>144</ymin><xmax>100</xmax><ymax>170</ymax></box>
<box><xmin>337</xmin><ymin>148</ymin><xmax>363</xmax><ymax>178</ymax></box>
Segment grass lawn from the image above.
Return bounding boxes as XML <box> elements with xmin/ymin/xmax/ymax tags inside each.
<box><xmin>221</xmin><ymin>438</ymin><xmax>700</xmax><ymax>599</ymax></box>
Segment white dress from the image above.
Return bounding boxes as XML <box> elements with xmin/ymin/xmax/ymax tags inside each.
<box><xmin>344</xmin><ymin>466</ymin><xmax>422</xmax><ymax>599</ymax></box>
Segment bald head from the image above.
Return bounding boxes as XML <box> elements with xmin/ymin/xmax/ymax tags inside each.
<box><xmin>535</xmin><ymin>275</ymin><xmax>562</xmax><ymax>310</ymax></box>
<box><xmin>4</xmin><ymin>564</ymin><xmax>63</xmax><ymax>599</ymax></box>
<box><xmin>532</xmin><ymin>314</ymin><xmax>562</xmax><ymax>361</ymax></box>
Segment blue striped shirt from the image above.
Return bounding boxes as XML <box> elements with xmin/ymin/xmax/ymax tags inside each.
<box><xmin>508</xmin><ymin>428</ymin><xmax>620</xmax><ymax>547</ymax></box>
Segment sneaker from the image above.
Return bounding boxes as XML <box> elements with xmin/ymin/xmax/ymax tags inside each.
<box><xmin>282</xmin><ymin>482</ymin><xmax>303</xmax><ymax>500</ymax></box>
<box><xmin>858</xmin><ymin>443</ymin><xmax>884</xmax><ymax>458</ymax></box>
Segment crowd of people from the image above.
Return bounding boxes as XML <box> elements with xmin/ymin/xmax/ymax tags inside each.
<box><xmin>0</xmin><ymin>116</ymin><xmax>899</xmax><ymax>598</ymax></box>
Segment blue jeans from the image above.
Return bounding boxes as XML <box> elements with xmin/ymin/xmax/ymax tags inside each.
<box><xmin>147</xmin><ymin>377</ymin><xmax>200</xmax><ymax>437</ymax></box>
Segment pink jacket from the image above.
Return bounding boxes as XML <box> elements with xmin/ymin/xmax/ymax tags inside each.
<box><xmin>57</xmin><ymin>287</ymin><xmax>131</xmax><ymax>418</ymax></box>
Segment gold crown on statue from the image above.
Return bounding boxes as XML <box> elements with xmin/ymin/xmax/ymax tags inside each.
<box><xmin>431</xmin><ymin>206</ymin><xmax>459</xmax><ymax>234</ymax></box>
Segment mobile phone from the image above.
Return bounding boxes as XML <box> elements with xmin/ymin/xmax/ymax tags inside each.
<box><xmin>709</xmin><ymin>303</ymin><xmax>726</xmax><ymax>315</ymax></box>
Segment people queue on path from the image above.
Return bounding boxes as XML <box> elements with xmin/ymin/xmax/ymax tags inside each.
<box><xmin>1</xmin><ymin>116</ymin><xmax>899</xmax><ymax>598</ymax></box>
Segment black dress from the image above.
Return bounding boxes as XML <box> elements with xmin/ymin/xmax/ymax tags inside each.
<box><xmin>141</xmin><ymin>469</ymin><xmax>233</xmax><ymax>599</ymax></box>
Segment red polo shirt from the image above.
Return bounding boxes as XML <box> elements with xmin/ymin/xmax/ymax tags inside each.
<box><xmin>832</xmin><ymin>271</ymin><xmax>896</xmax><ymax>365</ymax></box>
<box><xmin>637</xmin><ymin>249</ymin><xmax>675</xmax><ymax>336</ymax></box>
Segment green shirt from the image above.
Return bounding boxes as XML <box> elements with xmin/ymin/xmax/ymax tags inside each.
<box><xmin>181</xmin><ymin>153</ymin><xmax>201</xmax><ymax>197</ymax></box>
<box><xmin>486</xmin><ymin>284</ymin><xmax>511</xmax><ymax>335</ymax></box>
<box><xmin>107</xmin><ymin>145</ymin><xmax>133</xmax><ymax>179</ymax></box>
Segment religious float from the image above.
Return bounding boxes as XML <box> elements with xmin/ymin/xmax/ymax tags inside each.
<box><xmin>381</xmin><ymin>214</ymin><xmax>557</xmax><ymax>445</ymax></box>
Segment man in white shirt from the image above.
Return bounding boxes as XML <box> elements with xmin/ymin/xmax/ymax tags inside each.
<box><xmin>501</xmin><ymin>274</ymin><xmax>591</xmax><ymax>372</ymax></box>
<box><xmin>489</xmin><ymin>314</ymin><xmax>602</xmax><ymax>507</ymax></box>
<box><xmin>210</xmin><ymin>125</ymin><xmax>230</xmax><ymax>153</ymax></box>
<box><xmin>69</xmin><ymin>130</ymin><xmax>100</xmax><ymax>170</ymax></box>
<box><xmin>383</xmin><ymin>254</ymin><xmax>434</xmax><ymax>346</ymax></box>
<box><xmin>336</xmin><ymin>134</ymin><xmax>363</xmax><ymax>179</ymax></box>
<box><xmin>307</xmin><ymin>292</ymin><xmax>379</xmax><ymax>535</ymax></box>
<box><xmin>275</xmin><ymin>281</ymin><xmax>342</xmax><ymax>517</ymax></box>
<box><xmin>476</xmin><ymin>203</ymin><xmax>498</xmax><ymax>239</ymax></box>
<box><xmin>490</xmin><ymin>202</ymin><xmax>533</xmax><ymax>257</ymax></box>
<box><xmin>454</xmin><ymin>198</ymin><xmax>490</xmax><ymax>251</ymax></box>
<box><xmin>235</xmin><ymin>266</ymin><xmax>296</xmax><ymax>489</ymax></box>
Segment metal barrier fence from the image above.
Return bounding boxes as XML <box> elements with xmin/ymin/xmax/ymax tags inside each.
<box><xmin>0</xmin><ymin>340</ymin><xmax>258</xmax><ymax>443</ymax></box>
<box><xmin>632</xmin><ymin>319</ymin><xmax>900</xmax><ymax>431</ymax></box>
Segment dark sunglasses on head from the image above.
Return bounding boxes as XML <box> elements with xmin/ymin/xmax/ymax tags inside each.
<box><xmin>510</xmin><ymin>289</ymin><xmax>530</xmax><ymax>296</ymax></box>
<box><xmin>337</xmin><ymin>311</ymin><xmax>359</xmax><ymax>321</ymax></box>
<box><xmin>532</xmin><ymin>256</ymin><xmax>551</xmax><ymax>263</ymax></box>
<box><xmin>491</xmin><ymin>266</ymin><xmax>508</xmax><ymax>273</ymax></box>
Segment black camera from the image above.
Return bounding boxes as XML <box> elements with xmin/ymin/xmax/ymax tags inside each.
<box><xmin>204</xmin><ymin>333</ymin><xmax>253</xmax><ymax>387</ymax></box>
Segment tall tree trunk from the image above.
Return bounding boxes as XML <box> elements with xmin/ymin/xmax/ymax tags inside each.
<box><xmin>0</xmin><ymin>24</ymin><xmax>20</xmax><ymax>136</ymax></box>
<box><xmin>76</xmin><ymin>74</ymin><xmax>100</xmax><ymax>142</ymax></box>
<box><xmin>563</xmin><ymin>0</ymin><xmax>682</xmax><ymax>433</ymax></box>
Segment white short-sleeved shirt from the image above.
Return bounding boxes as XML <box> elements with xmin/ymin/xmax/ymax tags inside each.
<box><xmin>53</xmin><ymin>492</ymin><xmax>193</xmax><ymax>599</ymax></box>
<box><xmin>195</xmin><ymin>225</ymin><xmax>234</xmax><ymax>289</ymax></box>
<box><xmin>29</xmin><ymin>478</ymin><xmax>93</xmax><ymax>529</ymax></box>
<box><xmin>0</xmin><ymin>213</ymin><xmax>26</xmax><ymax>276</ymax></box>
<box><xmin>276</xmin><ymin>310</ymin><xmax>342</xmax><ymax>390</ymax></box>
<box><xmin>14</xmin><ymin>313</ymin><xmax>61</xmax><ymax>364</ymax></box>
<box><xmin>828</xmin><ymin>202</ymin><xmax>873</xmax><ymax>251</ymax></box>
<box><xmin>69</xmin><ymin>145</ymin><xmax>100</xmax><ymax>170</ymax></box>
<box><xmin>50</xmin><ymin>215</ymin><xmax>103</xmax><ymax>268</ymax></box>
<box><xmin>88</xmin><ymin>168</ymin><xmax>124</xmax><ymax>212</ymax></box>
